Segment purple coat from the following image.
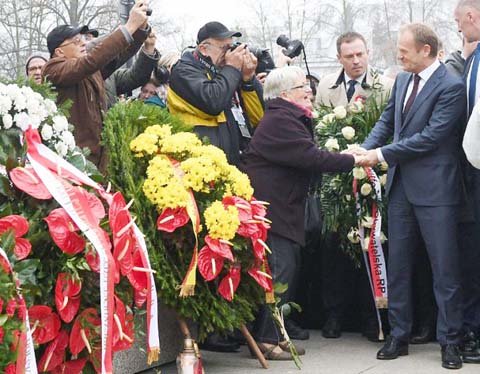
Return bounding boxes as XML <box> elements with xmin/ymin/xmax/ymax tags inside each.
<box><xmin>241</xmin><ymin>98</ymin><xmax>354</xmax><ymax>245</ymax></box>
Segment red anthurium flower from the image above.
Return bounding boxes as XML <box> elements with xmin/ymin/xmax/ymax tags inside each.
<box><xmin>252</xmin><ymin>236</ymin><xmax>270</xmax><ymax>260</ymax></box>
<box><xmin>222</xmin><ymin>196</ymin><xmax>252</xmax><ymax>222</ymax></box>
<box><xmin>204</xmin><ymin>235</ymin><xmax>234</xmax><ymax>262</ymax></box>
<box><xmin>55</xmin><ymin>272</ymin><xmax>82</xmax><ymax>323</ymax></box>
<box><xmin>38</xmin><ymin>330</ymin><xmax>68</xmax><ymax>373</ymax></box>
<box><xmin>248</xmin><ymin>263</ymin><xmax>273</xmax><ymax>292</ymax></box>
<box><xmin>250</xmin><ymin>197</ymin><xmax>268</xmax><ymax>218</ymax></box>
<box><xmin>80</xmin><ymin>188</ymin><xmax>105</xmax><ymax>223</ymax></box>
<box><xmin>70</xmin><ymin>308</ymin><xmax>101</xmax><ymax>356</ymax></box>
<box><xmin>29</xmin><ymin>305</ymin><xmax>61</xmax><ymax>345</ymax></box>
<box><xmin>51</xmin><ymin>358</ymin><xmax>88</xmax><ymax>374</ymax></box>
<box><xmin>112</xmin><ymin>296</ymin><xmax>134</xmax><ymax>352</ymax></box>
<box><xmin>156</xmin><ymin>207</ymin><xmax>189</xmax><ymax>232</ymax></box>
<box><xmin>126</xmin><ymin>247</ymin><xmax>149</xmax><ymax>292</ymax></box>
<box><xmin>44</xmin><ymin>208</ymin><xmax>86</xmax><ymax>254</ymax></box>
<box><xmin>218</xmin><ymin>266</ymin><xmax>241</xmax><ymax>302</ymax></box>
<box><xmin>0</xmin><ymin>256</ymin><xmax>11</xmax><ymax>274</ymax></box>
<box><xmin>9</xmin><ymin>166</ymin><xmax>52</xmax><ymax>200</ymax></box>
<box><xmin>134</xmin><ymin>288</ymin><xmax>147</xmax><ymax>308</ymax></box>
<box><xmin>0</xmin><ymin>215</ymin><xmax>32</xmax><ymax>260</ymax></box>
<box><xmin>198</xmin><ymin>246</ymin><xmax>224</xmax><ymax>281</ymax></box>
<box><xmin>85</xmin><ymin>244</ymin><xmax>100</xmax><ymax>273</ymax></box>
<box><xmin>109</xmin><ymin>193</ymin><xmax>135</xmax><ymax>276</ymax></box>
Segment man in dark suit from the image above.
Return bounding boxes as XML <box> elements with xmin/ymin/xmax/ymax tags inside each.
<box><xmin>454</xmin><ymin>0</ymin><xmax>480</xmax><ymax>364</ymax></box>
<box><xmin>355</xmin><ymin>23</ymin><xmax>466</xmax><ymax>369</ymax></box>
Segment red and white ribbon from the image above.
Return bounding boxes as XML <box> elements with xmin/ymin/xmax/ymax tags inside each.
<box><xmin>0</xmin><ymin>247</ymin><xmax>38</xmax><ymax>374</ymax></box>
<box><xmin>353</xmin><ymin>167</ymin><xmax>388</xmax><ymax>339</ymax></box>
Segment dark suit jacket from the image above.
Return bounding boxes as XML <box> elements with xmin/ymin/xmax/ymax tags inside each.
<box><xmin>241</xmin><ymin>98</ymin><xmax>354</xmax><ymax>245</ymax></box>
<box><xmin>362</xmin><ymin>63</ymin><xmax>466</xmax><ymax>206</ymax></box>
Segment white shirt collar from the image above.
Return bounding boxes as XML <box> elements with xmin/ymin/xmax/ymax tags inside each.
<box><xmin>344</xmin><ymin>71</ymin><xmax>366</xmax><ymax>85</ymax></box>
<box><xmin>417</xmin><ymin>59</ymin><xmax>441</xmax><ymax>83</ymax></box>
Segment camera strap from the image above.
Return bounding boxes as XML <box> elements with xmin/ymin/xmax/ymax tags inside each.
<box><xmin>231</xmin><ymin>92</ymin><xmax>251</xmax><ymax>139</ymax></box>
<box><xmin>193</xmin><ymin>50</ymin><xmax>218</xmax><ymax>76</ymax></box>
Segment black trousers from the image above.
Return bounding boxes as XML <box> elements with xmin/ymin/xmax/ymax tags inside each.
<box><xmin>458</xmin><ymin>168</ymin><xmax>480</xmax><ymax>335</ymax></box>
<box><xmin>253</xmin><ymin>233</ymin><xmax>301</xmax><ymax>344</ymax></box>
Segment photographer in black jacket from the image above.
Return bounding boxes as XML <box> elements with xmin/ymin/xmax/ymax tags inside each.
<box><xmin>167</xmin><ymin>21</ymin><xmax>264</xmax><ymax>166</ymax></box>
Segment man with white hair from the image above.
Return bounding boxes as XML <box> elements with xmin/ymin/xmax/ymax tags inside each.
<box><xmin>454</xmin><ymin>0</ymin><xmax>480</xmax><ymax>364</ymax></box>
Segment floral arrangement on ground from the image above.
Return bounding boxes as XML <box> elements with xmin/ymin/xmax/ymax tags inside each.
<box><xmin>103</xmin><ymin>101</ymin><xmax>273</xmax><ymax>340</ymax></box>
<box><xmin>0</xmin><ymin>81</ymin><xmax>157</xmax><ymax>373</ymax></box>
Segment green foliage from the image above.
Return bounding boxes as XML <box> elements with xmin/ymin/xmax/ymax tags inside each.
<box><xmin>103</xmin><ymin>101</ymin><xmax>265</xmax><ymax>339</ymax></box>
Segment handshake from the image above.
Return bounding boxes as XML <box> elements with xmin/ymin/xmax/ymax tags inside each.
<box><xmin>342</xmin><ymin>146</ymin><xmax>380</xmax><ymax>167</ymax></box>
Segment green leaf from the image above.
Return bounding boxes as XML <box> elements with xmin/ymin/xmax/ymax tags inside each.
<box><xmin>14</xmin><ymin>259</ymin><xmax>41</xmax><ymax>285</ymax></box>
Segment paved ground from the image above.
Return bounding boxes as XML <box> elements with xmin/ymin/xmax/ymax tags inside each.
<box><xmin>140</xmin><ymin>330</ymin><xmax>480</xmax><ymax>374</ymax></box>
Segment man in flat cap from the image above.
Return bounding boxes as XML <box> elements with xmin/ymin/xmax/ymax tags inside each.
<box><xmin>167</xmin><ymin>21</ymin><xmax>264</xmax><ymax>166</ymax></box>
<box><xmin>42</xmin><ymin>0</ymin><xmax>148</xmax><ymax>171</ymax></box>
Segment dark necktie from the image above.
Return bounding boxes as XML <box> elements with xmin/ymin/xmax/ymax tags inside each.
<box><xmin>468</xmin><ymin>45</ymin><xmax>480</xmax><ymax>115</ymax></box>
<box><xmin>346</xmin><ymin>80</ymin><xmax>357</xmax><ymax>102</ymax></box>
<box><xmin>403</xmin><ymin>74</ymin><xmax>421</xmax><ymax>118</ymax></box>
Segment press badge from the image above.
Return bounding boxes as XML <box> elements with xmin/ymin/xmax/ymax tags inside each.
<box><xmin>231</xmin><ymin>107</ymin><xmax>251</xmax><ymax>138</ymax></box>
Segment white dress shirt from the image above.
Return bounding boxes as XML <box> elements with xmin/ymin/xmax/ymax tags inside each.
<box><xmin>344</xmin><ymin>72</ymin><xmax>366</xmax><ymax>88</ymax></box>
<box><xmin>376</xmin><ymin>59</ymin><xmax>441</xmax><ymax>162</ymax></box>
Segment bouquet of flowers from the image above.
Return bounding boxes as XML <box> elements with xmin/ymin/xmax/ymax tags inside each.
<box><xmin>0</xmin><ymin>82</ymin><xmax>158</xmax><ymax>373</ymax></box>
<box><xmin>130</xmin><ymin>124</ymin><xmax>273</xmax><ymax>300</ymax></box>
<box><xmin>315</xmin><ymin>85</ymin><xmax>389</xmax><ymax>263</ymax></box>
<box><xmin>103</xmin><ymin>102</ymin><xmax>271</xmax><ymax>340</ymax></box>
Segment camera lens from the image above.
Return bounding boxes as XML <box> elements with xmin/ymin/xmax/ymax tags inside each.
<box><xmin>276</xmin><ymin>35</ymin><xmax>290</xmax><ymax>49</ymax></box>
<box><xmin>146</xmin><ymin>7</ymin><xmax>152</xmax><ymax>16</ymax></box>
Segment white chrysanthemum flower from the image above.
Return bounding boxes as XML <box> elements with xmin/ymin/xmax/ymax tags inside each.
<box><xmin>379</xmin><ymin>174</ymin><xmax>387</xmax><ymax>187</ymax></box>
<box><xmin>0</xmin><ymin>95</ymin><xmax>12</xmax><ymax>115</ymax></box>
<box><xmin>347</xmin><ymin>228</ymin><xmax>360</xmax><ymax>244</ymax></box>
<box><xmin>52</xmin><ymin>115</ymin><xmax>69</xmax><ymax>132</ymax></box>
<box><xmin>360</xmin><ymin>183</ymin><xmax>373</xmax><ymax>196</ymax></box>
<box><xmin>14</xmin><ymin>112</ymin><xmax>31</xmax><ymax>131</ymax></box>
<box><xmin>352</xmin><ymin>167</ymin><xmax>367</xmax><ymax>180</ymax></box>
<box><xmin>333</xmin><ymin>106</ymin><xmax>347</xmax><ymax>119</ymax></box>
<box><xmin>379</xmin><ymin>161</ymin><xmax>389</xmax><ymax>171</ymax></box>
<box><xmin>2</xmin><ymin>114</ymin><xmax>13</xmax><ymax>129</ymax></box>
<box><xmin>62</xmin><ymin>131</ymin><xmax>76</xmax><ymax>150</ymax></box>
<box><xmin>350</xmin><ymin>100</ymin><xmax>364</xmax><ymax>113</ymax></box>
<box><xmin>325</xmin><ymin>138</ymin><xmax>340</xmax><ymax>151</ymax></box>
<box><xmin>341</xmin><ymin>126</ymin><xmax>355</xmax><ymax>140</ymax></box>
<box><xmin>44</xmin><ymin>99</ymin><xmax>57</xmax><ymax>115</ymax></box>
<box><xmin>41</xmin><ymin>124</ymin><xmax>53</xmax><ymax>140</ymax></box>
<box><xmin>55</xmin><ymin>142</ymin><xmax>68</xmax><ymax>157</ymax></box>
<box><xmin>362</xmin><ymin>216</ymin><xmax>374</xmax><ymax>228</ymax></box>
<box><xmin>322</xmin><ymin>113</ymin><xmax>336</xmax><ymax>124</ymax></box>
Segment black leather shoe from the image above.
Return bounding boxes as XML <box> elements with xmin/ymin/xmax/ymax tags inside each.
<box><xmin>285</xmin><ymin>319</ymin><xmax>310</xmax><ymax>340</ymax></box>
<box><xmin>441</xmin><ymin>344</ymin><xmax>463</xmax><ymax>369</ymax></box>
<box><xmin>322</xmin><ymin>317</ymin><xmax>341</xmax><ymax>339</ymax></box>
<box><xmin>199</xmin><ymin>333</ymin><xmax>240</xmax><ymax>352</ymax></box>
<box><xmin>461</xmin><ymin>331</ymin><xmax>480</xmax><ymax>364</ymax></box>
<box><xmin>376</xmin><ymin>336</ymin><xmax>408</xmax><ymax>360</ymax></box>
<box><xmin>410</xmin><ymin>325</ymin><xmax>435</xmax><ymax>345</ymax></box>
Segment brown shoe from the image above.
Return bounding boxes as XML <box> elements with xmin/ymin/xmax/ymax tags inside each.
<box><xmin>279</xmin><ymin>340</ymin><xmax>306</xmax><ymax>355</ymax></box>
<box><xmin>256</xmin><ymin>342</ymin><xmax>294</xmax><ymax>361</ymax></box>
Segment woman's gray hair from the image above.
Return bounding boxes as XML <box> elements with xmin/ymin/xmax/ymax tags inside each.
<box><xmin>263</xmin><ymin>66</ymin><xmax>305</xmax><ymax>100</ymax></box>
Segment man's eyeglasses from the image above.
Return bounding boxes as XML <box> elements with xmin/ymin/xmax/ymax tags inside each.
<box><xmin>288</xmin><ymin>83</ymin><xmax>312</xmax><ymax>91</ymax></box>
<box><xmin>59</xmin><ymin>36</ymin><xmax>83</xmax><ymax>48</ymax></box>
<box><xmin>203</xmin><ymin>42</ymin><xmax>230</xmax><ymax>53</ymax></box>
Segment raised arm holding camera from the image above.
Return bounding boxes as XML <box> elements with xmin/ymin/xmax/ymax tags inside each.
<box><xmin>42</xmin><ymin>0</ymin><xmax>149</xmax><ymax>171</ymax></box>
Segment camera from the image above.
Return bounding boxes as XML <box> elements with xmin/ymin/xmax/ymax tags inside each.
<box><xmin>154</xmin><ymin>66</ymin><xmax>170</xmax><ymax>85</ymax></box>
<box><xmin>249</xmin><ymin>47</ymin><xmax>275</xmax><ymax>75</ymax></box>
<box><xmin>276</xmin><ymin>34</ymin><xmax>304</xmax><ymax>59</ymax></box>
<box><xmin>230</xmin><ymin>41</ymin><xmax>242</xmax><ymax>51</ymax></box>
<box><xmin>146</xmin><ymin>7</ymin><xmax>152</xmax><ymax>16</ymax></box>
